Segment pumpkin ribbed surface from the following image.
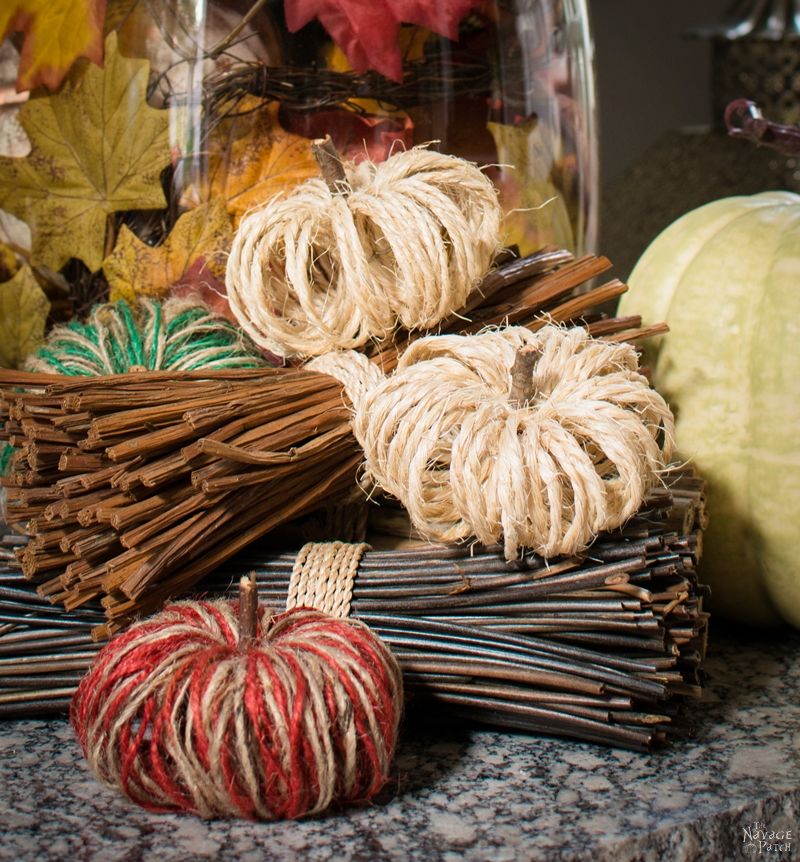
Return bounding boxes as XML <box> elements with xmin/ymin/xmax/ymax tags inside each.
<box><xmin>621</xmin><ymin>191</ymin><xmax>800</xmax><ymax>627</ymax></box>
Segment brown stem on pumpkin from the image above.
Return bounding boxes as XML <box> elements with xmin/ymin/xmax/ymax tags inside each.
<box><xmin>312</xmin><ymin>135</ymin><xmax>349</xmax><ymax>195</ymax></box>
<box><xmin>508</xmin><ymin>346</ymin><xmax>540</xmax><ymax>407</ymax></box>
<box><xmin>238</xmin><ymin>571</ymin><xmax>258</xmax><ymax>648</ymax></box>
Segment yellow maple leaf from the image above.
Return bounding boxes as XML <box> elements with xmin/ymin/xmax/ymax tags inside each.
<box><xmin>0</xmin><ymin>264</ymin><xmax>49</xmax><ymax>368</ymax></box>
<box><xmin>0</xmin><ymin>242</ymin><xmax>19</xmax><ymax>283</ymax></box>
<box><xmin>0</xmin><ymin>32</ymin><xmax>171</xmax><ymax>273</ymax></box>
<box><xmin>104</xmin><ymin>201</ymin><xmax>233</xmax><ymax>303</ymax></box>
<box><xmin>488</xmin><ymin>118</ymin><xmax>576</xmax><ymax>256</ymax></box>
<box><xmin>183</xmin><ymin>97</ymin><xmax>318</xmax><ymax>223</ymax></box>
<box><xmin>0</xmin><ymin>0</ymin><xmax>107</xmax><ymax>92</ymax></box>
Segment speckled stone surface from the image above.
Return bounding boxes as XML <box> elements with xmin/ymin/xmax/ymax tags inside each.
<box><xmin>2</xmin><ymin>627</ymin><xmax>799</xmax><ymax>862</ymax></box>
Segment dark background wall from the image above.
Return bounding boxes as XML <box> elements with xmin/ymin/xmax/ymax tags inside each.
<box><xmin>591</xmin><ymin>0</ymin><xmax>731</xmax><ymax>186</ymax></box>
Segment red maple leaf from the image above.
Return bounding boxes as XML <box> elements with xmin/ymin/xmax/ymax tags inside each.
<box><xmin>284</xmin><ymin>0</ymin><xmax>483</xmax><ymax>82</ymax></box>
<box><xmin>280</xmin><ymin>106</ymin><xmax>413</xmax><ymax>163</ymax></box>
<box><xmin>170</xmin><ymin>259</ymin><xmax>283</xmax><ymax>366</ymax></box>
<box><xmin>170</xmin><ymin>257</ymin><xmax>235</xmax><ymax>321</ymax></box>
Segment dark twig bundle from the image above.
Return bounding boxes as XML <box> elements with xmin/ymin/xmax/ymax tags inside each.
<box><xmin>0</xmin><ymin>470</ymin><xmax>708</xmax><ymax>750</ymax></box>
<box><xmin>0</xmin><ymin>251</ymin><xmax>665</xmax><ymax>637</ymax></box>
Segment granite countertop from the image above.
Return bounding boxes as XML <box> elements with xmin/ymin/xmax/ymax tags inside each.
<box><xmin>1</xmin><ymin>627</ymin><xmax>798</xmax><ymax>862</ymax></box>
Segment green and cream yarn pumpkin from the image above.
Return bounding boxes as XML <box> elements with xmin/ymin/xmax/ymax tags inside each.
<box><xmin>620</xmin><ymin>191</ymin><xmax>800</xmax><ymax>627</ymax></box>
<box><xmin>0</xmin><ymin>298</ymin><xmax>269</xmax><ymax>480</ymax></box>
<box><xmin>26</xmin><ymin>297</ymin><xmax>269</xmax><ymax>376</ymax></box>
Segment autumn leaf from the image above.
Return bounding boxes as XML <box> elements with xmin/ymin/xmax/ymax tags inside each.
<box><xmin>182</xmin><ymin>97</ymin><xmax>318</xmax><ymax>223</ymax></box>
<box><xmin>0</xmin><ymin>264</ymin><xmax>49</xmax><ymax>368</ymax></box>
<box><xmin>487</xmin><ymin>118</ymin><xmax>575</xmax><ymax>256</ymax></box>
<box><xmin>285</xmin><ymin>0</ymin><xmax>483</xmax><ymax>81</ymax></box>
<box><xmin>104</xmin><ymin>201</ymin><xmax>233</xmax><ymax>304</ymax></box>
<box><xmin>0</xmin><ymin>32</ymin><xmax>171</xmax><ymax>273</ymax></box>
<box><xmin>170</xmin><ymin>257</ymin><xmax>235</xmax><ymax>321</ymax></box>
<box><xmin>1</xmin><ymin>0</ymin><xmax>107</xmax><ymax>92</ymax></box>
<box><xmin>0</xmin><ymin>242</ymin><xmax>19</xmax><ymax>282</ymax></box>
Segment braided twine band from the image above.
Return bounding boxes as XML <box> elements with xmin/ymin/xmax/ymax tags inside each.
<box><xmin>287</xmin><ymin>541</ymin><xmax>369</xmax><ymax>618</ymax></box>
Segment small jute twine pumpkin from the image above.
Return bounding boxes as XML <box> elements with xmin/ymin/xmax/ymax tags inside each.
<box><xmin>311</xmin><ymin>324</ymin><xmax>675</xmax><ymax>560</ymax></box>
<box><xmin>25</xmin><ymin>297</ymin><xmax>268</xmax><ymax>376</ymax></box>
<box><xmin>71</xmin><ymin>575</ymin><xmax>403</xmax><ymax>820</ymax></box>
<box><xmin>226</xmin><ymin>138</ymin><xmax>502</xmax><ymax>359</ymax></box>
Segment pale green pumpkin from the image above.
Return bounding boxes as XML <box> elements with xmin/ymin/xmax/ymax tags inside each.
<box><xmin>620</xmin><ymin>191</ymin><xmax>800</xmax><ymax>627</ymax></box>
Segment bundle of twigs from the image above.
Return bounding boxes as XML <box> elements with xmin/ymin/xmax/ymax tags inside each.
<box><xmin>0</xmin><ymin>469</ymin><xmax>708</xmax><ymax>750</ymax></box>
<box><xmin>0</xmin><ymin>250</ymin><xmax>665</xmax><ymax>639</ymax></box>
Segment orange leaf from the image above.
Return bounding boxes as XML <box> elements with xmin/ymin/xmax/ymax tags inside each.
<box><xmin>104</xmin><ymin>201</ymin><xmax>233</xmax><ymax>303</ymax></box>
<box><xmin>0</xmin><ymin>0</ymin><xmax>107</xmax><ymax>92</ymax></box>
<box><xmin>182</xmin><ymin>97</ymin><xmax>319</xmax><ymax>223</ymax></box>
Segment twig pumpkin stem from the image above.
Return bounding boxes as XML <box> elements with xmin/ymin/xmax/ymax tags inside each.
<box><xmin>311</xmin><ymin>135</ymin><xmax>349</xmax><ymax>195</ymax></box>
<box><xmin>238</xmin><ymin>571</ymin><xmax>259</xmax><ymax>648</ymax></box>
<box><xmin>508</xmin><ymin>346</ymin><xmax>540</xmax><ymax>407</ymax></box>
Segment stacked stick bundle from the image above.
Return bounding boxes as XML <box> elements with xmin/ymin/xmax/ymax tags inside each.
<box><xmin>0</xmin><ymin>250</ymin><xmax>666</xmax><ymax>638</ymax></box>
<box><xmin>0</xmin><ymin>469</ymin><xmax>708</xmax><ymax>750</ymax></box>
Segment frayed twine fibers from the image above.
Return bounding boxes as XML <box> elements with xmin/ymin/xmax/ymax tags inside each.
<box><xmin>71</xmin><ymin>592</ymin><xmax>403</xmax><ymax>820</ymax></box>
<box><xmin>25</xmin><ymin>297</ymin><xmax>268</xmax><ymax>376</ymax></box>
<box><xmin>226</xmin><ymin>144</ymin><xmax>502</xmax><ymax>358</ymax></box>
<box><xmin>311</xmin><ymin>324</ymin><xmax>675</xmax><ymax>560</ymax></box>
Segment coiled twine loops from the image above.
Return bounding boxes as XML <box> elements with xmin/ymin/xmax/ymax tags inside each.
<box><xmin>71</xmin><ymin>602</ymin><xmax>403</xmax><ymax>820</ymax></box>
<box><xmin>226</xmin><ymin>146</ymin><xmax>502</xmax><ymax>359</ymax></box>
<box><xmin>346</xmin><ymin>325</ymin><xmax>675</xmax><ymax>560</ymax></box>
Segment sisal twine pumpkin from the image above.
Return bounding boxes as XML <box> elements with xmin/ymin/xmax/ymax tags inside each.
<box><xmin>226</xmin><ymin>145</ymin><xmax>502</xmax><ymax>358</ymax></box>
<box><xmin>25</xmin><ymin>297</ymin><xmax>267</xmax><ymax>376</ymax></box>
<box><xmin>312</xmin><ymin>325</ymin><xmax>674</xmax><ymax>560</ymax></box>
<box><xmin>71</xmin><ymin>597</ymin><xmax>403</xmax><ymax>820</ymax></box>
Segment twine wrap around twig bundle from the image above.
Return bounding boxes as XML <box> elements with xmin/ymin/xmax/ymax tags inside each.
<box><xmin>313</xmin><ymin>325</ymin><xmax>674</xmax><ymax>560</ymax></box>
<box><xmin>226</xmin><ymin>141</ymin><xmax>502</xmax><ymax>358</ymax></box>
<box><xmin>71</xmin><ymin>581</ymin><xmax>403</xmax><ymax>820</ymax></box>
<box><xmin>288</xmin><ymin>541</ymin><xmax>370</xmax><ymax>618</ymax></box>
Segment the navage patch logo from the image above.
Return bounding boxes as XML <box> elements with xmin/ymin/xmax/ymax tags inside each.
<box><xmin>743</xmin><ymin>821</ymin><xmax>793</xmax><ymax>856</ymax></box>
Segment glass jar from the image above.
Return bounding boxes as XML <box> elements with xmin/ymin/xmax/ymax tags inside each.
<box><xmin>0</xmin><ymin>0</ymin><xmax>597</xmax><ymax>344</ymax></box>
